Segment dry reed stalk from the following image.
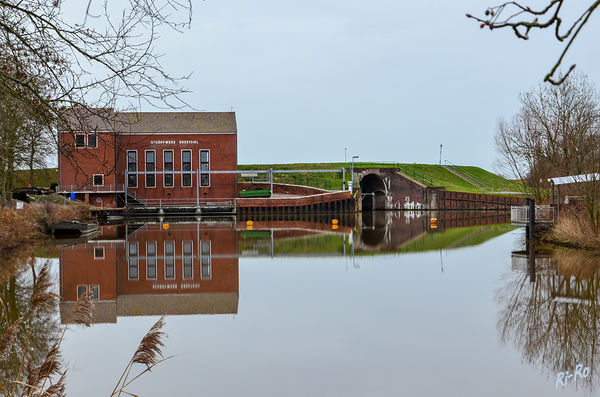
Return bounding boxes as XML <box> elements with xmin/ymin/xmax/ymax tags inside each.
<box><xmin>550</xmin><ymin>211</ymin><xmax>600</xmax><ymax>249</ymax></box>
<box><xmin>30</xmin><ymin>264</ymin><xmax>57</xmax><ymax>310</ymax></box>
<box><xmin>0</xmin><ymin>319</ymin><xmax>22</xmax><ymax>362</ymax></box>
<box><xmin>132</xmin><ymin>316</ymin><xmax>166</xmax><ymax>369</ymax></box>
<box><xmin>111</xmin><ymin>316</ymin><xmax>170</xmax><ymax>397</ymax></box>
<box><xmin>68</xmin><ymin>293</ymin><xmax>94</xmax><ymax>327</ymax></box>
<box><xmin>1</xmin><ymin>264</ymin><xmax>169</xmax><ymax>397</ymax></box>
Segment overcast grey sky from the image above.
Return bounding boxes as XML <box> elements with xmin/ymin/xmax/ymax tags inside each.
<box><xmin>133</xmin><ymin>1</ymin><xmax>600</xmax><ymax>171</ymax></box>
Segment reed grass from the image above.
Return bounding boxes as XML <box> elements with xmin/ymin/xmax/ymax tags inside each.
<box><xmin>0</xmin><ymin>202</ymin><xmax>91</xmax><ymax>251</ymax></box>
<box><xmin>0</xmin><ymin>262</ymin><xmax>170</xmax><ymax>397</ymax></box>
<box><xmin>550</xmin><ymin>211</ymin><xmax>600</xmax><ymax>249</ymax></box>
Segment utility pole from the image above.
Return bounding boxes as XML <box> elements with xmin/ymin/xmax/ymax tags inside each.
<box><xmin>345</xmin><ymin>147</ymin><xmax>347</xmax><ymax>164</ymax></box>
<box><xmin>439</xmin><ymin>144</ymin><xmax>443</xmax><ymax>165</ymax></box>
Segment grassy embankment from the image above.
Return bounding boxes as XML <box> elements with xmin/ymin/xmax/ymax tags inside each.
<box><xmin>239</xmin><ymin>162</ymin><xmax>520</xmax><ymax>194</ymax></box>
<box><xmin>13</xmin><ymin>168</ymin><xmax>58</xmax><ymax>188</ymax></box>
<box><xmin>18</xmin><ymin>164</ymin><xmax>519</xmax><ymax>194</ymax></box>
<box><xmin>237</xmin><ymin>223</ymin><xmax>515</xmax><ymax>256</ymax></box>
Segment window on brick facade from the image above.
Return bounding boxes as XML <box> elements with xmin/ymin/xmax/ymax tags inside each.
<box><xmin>128</xmin><ymin>242</ymin><xmax>139</xmax><ymax>279</ymax></box>
<box><xmin>87</xmin><ymin>134</ymin><xmax>97</xmax><ymax>148</ymax></box>
<box><xmin>165</xmin><ymin>241</ymin><xmax>175</xmax><ymax>279</ymax></box>
<box><xmin>200</xmin><ymin>150</ymin><xmax>210</xmax><ymax>187</ymax></box>
<box><xmin>182</xmin><ymin>150</ymin><xmax>192</xmax><ymax>187</ymax></box>
<box><xmin>201</xmin><ymin>241</ymin><xmax>211</xmax><ymax>279</ymax></box>
<box><xmin>89</xmin><ymin>285</ymin><xmax>99</xmax><ymax>300</ymax></box>
<box><xmin>75</xmin><ymin>134</ymin><xmax>85</xmax><ymax>148</ymax></box>
<box><xmin>145</xmin><ymin>151</ymin><xmax>156</xmax><ymax>188</ymax></box>
<box><xmin>93</xmin><ymin>174</ymin><xmax>104</xmax><ymax>186</ymax></box>
<box><xmin>94</xmin><ymin>246</ymin><xmax>105</xmax><ymax>259</ymax></box>
<box><xmin>164</xmin><ymin>150</ymin><xmax>174</xmax><ymax>187</ymax></box>
<box><xmin>147</xmin><ymin>241</ymin><xmax>157</xmax><ymax>279</ymax></box>
<box><xmin>77</xmin><ymin>285</ymin><xmax>87</xmax><ymax>299</ymax></box>
<box><xmin>127</xmin><ymin>151</ymin><xmax>137</xmax><ymax>188</ymax></box>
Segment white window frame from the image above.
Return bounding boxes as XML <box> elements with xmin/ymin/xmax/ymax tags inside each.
<box><xmin>181</xmin><ymin>149</ymin><xmax>193</xmax><ymax>188</ymax></box>
<box><xmin>77</xmin><ymin>285</ymin><xmax>88</xmax><ymax>299</ymax></box>
<box><xmin>146</xmin><ymin>241</ymin><xmax>157</xmax><ymax>280</ymax></box>
<box><xmin>199</xmin><ymin>149</ymin><xmax>210</xmax><ymax>187</ymax></box>
<box><xmin>182</xmin><ymin>240</ymin><xmax>194</xmax><ymax>279</ymax></box>
<box><xmin>93</xmin><ymin>246</ymin><xmax>105</xmax><ymax>259</ymax></box>
<box><xmin>145</xmin><ymin>150</ymin><xmax>156</xmax><ymax>188</ymax></box>
<box><xmin>89</xmin><ymin>284</ymin><xmax>100</xmax><ymax>300</ymax></box>
<box><xmin>87</xmin><ymin>133</ymin><xmax>98</xmax><ymax>148</ymax></box>
<box><xmin>164</xmin><ymin>241</ymin><xmax>176</xmax><ymax>280</ymax></box>
<box><xmin>75</xmin><ymin>134</ymin><xmax>86</xmax><ymax>149</ymax></box>
<box><xmin>200</xmin><ymin>240</ymin><xmax>211</xmax><ymax>280</ymax></box>
<box><xmin>163</xmin><ymin>150</ymin><xmax>174</xmax><ymax>188</ymax></box>
<box><xmin>128</xmin><ymin>241</ymin><xmax>139</xmax><ymax>280</ymax></box>
<box><xmin>127</xmin><ymin>150</ymin><xmax>138</xmax><ymax>188</ymax></box>
<box><xmin>92</xmin><ymin>174</ymin><xmax>104</xmax><ymax>187</ymax></box>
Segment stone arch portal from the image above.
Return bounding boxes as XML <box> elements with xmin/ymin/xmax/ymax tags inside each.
<box><xmin>360</xmin><ymin>173</ymin><xmax>387</xmax><ymax>211</ymax></box>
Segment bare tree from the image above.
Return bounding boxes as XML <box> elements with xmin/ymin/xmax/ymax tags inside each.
<box><xmin>0</xmin><ymin>0</ymin><xmax>193</xmax><ymax>203</ymax></box>
<box><xmin>497</xmin><ymin>248</ymin><xmax>600</xmax><ymax>392</ymax></box>
<box><xmin>496</xmin><ymin>73</ymin><xmax>600</xmax><ymax>230</ymax></box>
<box><xmin>467</xmin><ymin>1</ymin><xmax>599</xmax><ymax>84</ymax></box>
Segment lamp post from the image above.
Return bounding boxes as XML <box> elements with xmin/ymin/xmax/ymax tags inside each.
<box><xmin>350</xmin><ymin>155</ymin><xmax>359</xmax><ymax>192</ymax></box>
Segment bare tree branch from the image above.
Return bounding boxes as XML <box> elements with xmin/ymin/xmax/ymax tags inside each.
<box><xmin>467</xmin><ymin>1</ymin><xmax>600</xmax><ymax>85</ymax></box>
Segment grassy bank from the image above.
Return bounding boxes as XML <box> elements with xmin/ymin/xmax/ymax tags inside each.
<box><xmin>22</xmin><ymin>163</ymin><xmax>519</xmax><ymax>194</ymax></box>
<box><xmin>13</xmin><ymin>168</ymin><xmax>58</xmax><ymax>188</ymax></box>
<box><xmin>0</xmin><ymin>199</ymin><xmax>91</xmax><ymax>251</ymax></box>
<box><xmin>239</xmin><ymin>162</ymin><xmax>519</xmax><ymax>194</ymax></box>
<box><xmin>545</xmin><ymin>212</ymin><xmax>600</xmax><ymax>250</ymax></box>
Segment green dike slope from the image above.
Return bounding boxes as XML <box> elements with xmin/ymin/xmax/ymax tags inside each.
<box><xmin>13</xmin><ymin>168</ymin><xmax>58</xmax><ymax>188</ymax></box>
<box><xmin>22</xmin><ymin>163</ymin><xmax>519</xmax><ymax>195</ymax></box>
<box><xmin>237</xmin><ymin>223</ymin><xmax>516</xmax><ymax>256</ymax></box>
<box><xmin>397</xmin><ymin>223</ymin><xmax>516</xmax><ymax>253</ymax></box>
<box><xmin>239</xmin><ymin>163</ymin><xmax>518</xmax><ymax>194</ymax></box>
<box><xmin>451</xmin><ymin>165</ymin><xmax>520</xmax><ymax>192</ymax></box>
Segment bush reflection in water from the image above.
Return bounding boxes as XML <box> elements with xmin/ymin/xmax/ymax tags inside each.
<box><xmin>500</xmin><ymin>247</ymin><xmax>600</xmax><ymax>392</ymax></box>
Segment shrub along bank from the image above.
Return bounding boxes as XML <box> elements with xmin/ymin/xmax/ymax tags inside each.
<box><xmin>0</xmin><ymin>200</ymin><xmax>91</xmax><ymax>251</ymax></box>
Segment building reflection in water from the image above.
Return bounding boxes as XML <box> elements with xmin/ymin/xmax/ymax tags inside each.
<box><xmin>58</xmin><ymin>211</ymin><xmax>515</xmax><ymax>324</ymax></box>
<box><xmin>60</xmin><ymin>222</ymin><xmax>239</xmax><ymax>323</ymax></box>
<box><xmin>503</xmin><ymin>246</ymin><xmax>600</xmax><ymax>391</ymax></box>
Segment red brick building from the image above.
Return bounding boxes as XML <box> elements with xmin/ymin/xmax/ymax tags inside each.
<box><xmin>58</xmin><ymin>110</ymin><xmax>238</xmax><ymax>208</ymax></box>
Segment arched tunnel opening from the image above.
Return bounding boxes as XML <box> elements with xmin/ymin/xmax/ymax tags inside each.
<box><xmin>360</xmin><ymin>174</ymin><xmax>387</xmax><ymax>211</ymax></box>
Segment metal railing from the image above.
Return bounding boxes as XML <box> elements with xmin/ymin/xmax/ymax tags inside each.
<box><xmin>127</xmin><ymin>196</ymin><xmax>235</xmax><ymax>208</ymax></box>
<box><xmin>511</xmin><ymin>205</ymin><xmax>554</xmax><ymax>224</ymax></box>
<box><xmin>395</xmin><ymin>164</ymin><xmax>434</xmax><ymax>186</ymax></box>
<box><xmin>58</xmin><ymin>183</ymin><xmax>125</xmax><ymax>193</ymax></box>
<box><xmin>444</xmin><ymin>161</ymin><xmax>492</xmax><ymax>190</ymax></box>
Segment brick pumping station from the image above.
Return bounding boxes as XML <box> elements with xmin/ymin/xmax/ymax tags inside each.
<box><xmin>56</xmin><ymin>109</ymin><xmax>524</xmax><ymax>221</ymax></box>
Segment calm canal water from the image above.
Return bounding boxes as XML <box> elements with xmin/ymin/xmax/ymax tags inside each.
<box><xmin>2</xmin><ymin>211</ymin><xmax>599</xmax><ymax>396</ymax></box>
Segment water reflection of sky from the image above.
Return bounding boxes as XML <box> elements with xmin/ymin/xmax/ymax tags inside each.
<box><xmin>49</xmin><ymin>221</ymin><xmax>594</xmax><ymax>397</ymax></box>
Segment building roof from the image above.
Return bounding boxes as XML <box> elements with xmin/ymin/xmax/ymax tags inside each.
<box><xmin>58</xmin><ymin>109</ymin><xmax>237</xmax><ymax>134</ymax></box>
<box><xmin>547</xmin><ymin>173</ymin><xmax>600</xmax><ymax>185</ymax></box>
<box><xmin>116</xmin><ymin>112</ymin><xmax>237</xmax><ymax>133</ymax></box>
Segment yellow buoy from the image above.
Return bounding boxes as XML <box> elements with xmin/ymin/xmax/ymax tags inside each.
<box><xmin>162</xmin><ymin>223</ymin><xmax>170</xmax><ymax>230</ymax></box>
<box><xmin>331</xmin><ymin>219</ymin><xmax>339</xmax><ymax>225</ymax></box>
<box><xmin>246</xmin><ymin>220</ymin><xmax>253</xmax><ymax>226</ymax></box>
<box><xmin>430</xmin><ymin>218</ymin><xmax>437</xmax><ymax>229</ymax></box>
<box><xmin>247</xmin><ymin>225</ymin><xmax>253</xmax><ymax>230</ymax></box>
<box><xmin>332</xmin><ymin>224</ymin><xmax>339</xmax><ymax>230</ymax></box>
